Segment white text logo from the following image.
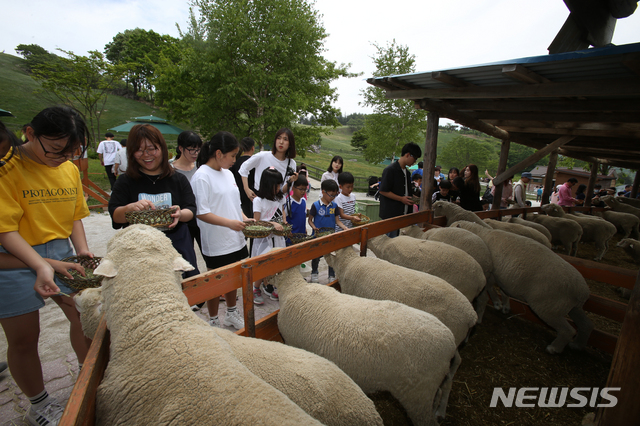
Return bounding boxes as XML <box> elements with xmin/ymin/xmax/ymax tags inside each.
<box><xmin>490</xmin><ymin>387</ymin><xmax>620</xmax><ymax>408</ymax></box>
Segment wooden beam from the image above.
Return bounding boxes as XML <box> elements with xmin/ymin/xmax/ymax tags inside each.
<box><xmin>622</xmin><ymin>52</ymin><xmax>640</xmax><ymax>78</ymax></box>
<box><xmin>542</xmin><ymin>150</ymin><xmax>559</xmax><ymax>204</ymax></box>
<box><xmin>431</xmin><ymin>71</ymin><xmax>474</xmax><ymax>87</ymax></box>
<box><xmin>446</xmin><ymin>98</ymin><xmax>640</xmax><ymax>113</ymax></box>
<box><xmin>386</xmin><ymin>77</ymin><xmax>422</xmax><ymax>91</ymax></box>
<box><xmin>493</xmin><ymin>136</ymin><xmax>575</xmax><ymax>186</ymax></box>
<box><xmin>422</xmin><ymin>112</ymin><xmax>439</xmax><ymax>211</ymax></box>
<box><xmin>501</xmin><ymin>64</ymin><xmax>551</xmax><ymax>84</ymax></box>
<box><xmin>632</xmin><ymin>170</ymin><xmax>640</xmax><ymax>199</ymax></box>
<box><xmin>491</xmin><ymin>140</ymin><xmax>511</xmax><ymax>210</ymax></box>
<box><xmin>585</xmin><ymin>162</ymin><xmax>598</xmax><ymax>207</ymax></box>
<box><xmin>384</xmin><ymin>77</ymin><xmax>640</xmax><ymax>100</ymax></box>
<box><xmin>473</xmin><ymin>110</ymin><xmax>639</xmax><ymax>123</ymax></box>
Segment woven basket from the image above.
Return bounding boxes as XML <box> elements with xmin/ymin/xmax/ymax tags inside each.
<box><xmin>352</xmin><ymin>214</ymin><xmax>370</xmax><ymax>227</ymax></box>
<box><xmin>125</xmin><ymin>207</ymin><xmax>177</xmax><ymax>228</ymax></box>
<box><xmin>316</xmin><ymin>227</ymin><xmax>335</xmax><ymax>238</ymax></box>
<box><xmin>290</xmin><ymin>232</ymin><xmax>314</xmax><ymax>245</ymax></box>
<box><xmin>54</xmin><ymin>256</ymin><xmax>104</xmax><ymax>291</ymax></box>
<box><xmin>411</xmin><ymin>195</ymin><xmax>421</xmax><ymax>204</ymax></box>
<box><xmin>243</xmin><ymin>220</ymin><xmax>275</xmax><ymax>238</ymax></box>
<box><xmin>272</xmin><ymin>222</ymin><xmax>292</xmax><ymax>237</ymax></box>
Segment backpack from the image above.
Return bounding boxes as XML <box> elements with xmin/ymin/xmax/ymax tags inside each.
<box><xmin>482</xmin><ymin>185</ymin><xmax>494</xmax><ymax>204</ymax></box>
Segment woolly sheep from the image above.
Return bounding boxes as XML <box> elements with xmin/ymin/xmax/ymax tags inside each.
<box><xmin>525</xmin><ymin>213</ymin><xmax>583</xmax><ymax>256</ymax></box>
<box><xmin>432</xmin><ymin>200</ymin><xmax>491</xmax><ymax>228</ymax></box>
<box><xmin>591</xmin><ymin>210</ymin><xmax>640</xmax><ymax>239</ymax></box>
<box><xmin>275</xmin><ymin>267</ymin><xmax>458</xmax><ymax>426</ymax></box>
<box><xmin>601</xmin><ymin>195</ymin><xmax>640</xmax><ymax>219</ymax></box>
<box><xmin>451</xmin><ymin>221</ymin><xmax>594</xmax><ymax>354</ymax></box>
<box><xmin>324</xmin><ymin>246</ymin><xmax>477</xmax><ymax>346</ymax></box>
<box><xmin>616</xmin><ymin>238</ymin><xmax>640</xmax><ymax>264</ymax></box>
<box><xmin>92</xmin><ymin>224</ymin><xmax>326</xmax><ymax>425</ymax></box>
<box><xmin>483</xmin><ymin>218</ymin><xmax>552</xmax><ymax>248</ymax></box>
<box><xmin>367</xmin><ymin>234</ymin><xmax>486</xmax><ymax>302</ymax></box>
<box><xmin>506</xmin><ymin>216</ymin><xmax>553</xmax><ymax>243</ymax></box>
<box><xmin>615</xmin><ymin>196</ymin><xmax>640</xmax><ymax>209</ymax></box>
<box><xmin>74</xmin><ymin>293</ymin><xmax>383</xmax><ymax>426</ymax></box>
<box><xmin>541</xmin><ymin>203</ymin><xmax>617</xmax><ymax>261</ymax></box>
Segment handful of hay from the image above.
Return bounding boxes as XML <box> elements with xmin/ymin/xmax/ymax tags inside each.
<box><xmin>125</xmin><ymin>207</ymin><xmax>177</xmax><ymax>230</ymax></box>
<box><xmin>272</xmin><ymin>222</ymin><xmax>292</xmax><ymax>237</ymax></box>
<box><xmin>243</xmin><ymin>220</ymin><xmax>275</xmax><ymax>238</ymax></box>
<box><xmin>352</xmin><ymin>213</ymin><xmax>370</xmax><ymax>226</ymax></box>
<box><xmin>316</xmin><ymin>227</ymin><xmax>335</xmax><ymax>238</ymax></box>
<box><xmin>55</xmin><ymin>256</ymin><xmax>104</xmax><ymax>291</ymax></box>
<box><xmin>290</xmin><ymin>232</ymin><xmax>314</xmax><ymax>245</ymax></box>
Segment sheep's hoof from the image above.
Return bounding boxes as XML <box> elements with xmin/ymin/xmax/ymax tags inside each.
<box><xmin>501</xmin><ymin>305</ymin><xmax>511</xmax><ymax>314</ymax></box>
<box><xmin>493</xmin><ymin>301</ymin><xmax>502</xmax><ymax>310</ymax></box>
<box><xmin>546</xmin><ymin>345</ymin><xmax>562</xmax><ymax>354</ymax></box>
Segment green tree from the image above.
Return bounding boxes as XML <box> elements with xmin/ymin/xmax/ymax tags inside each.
<box><xmin>437</xmin><ymin>136</ymin><xmax>492</xmax><ymax>172</ymax></box>
<box><xmin>155</xmin><ymin>0</ymin><xmax>355</xmax><ymax>150</ymax></box>
<box><xmin>104</xmin><ymin>28</ymin><xmax>180</xmax><ymax>100</ymax></box>
<box><xmin>31</xmin><ymin>50</ymin><xmax>125</xmax><ymax>147</ymax></box>
<box><xmin>15</xmin><ymin>44</ymin><xmax>60</xmax><ymax>73</ymax></box>
<box><xmin>350</xmin><ymin>128</ymin><xmax>368</xmax><ymax>151</ymax></box>
<box><xmin>360</xmin><ymin>40</ymin><xmax>428</xmax><ymax>163</ymax></box>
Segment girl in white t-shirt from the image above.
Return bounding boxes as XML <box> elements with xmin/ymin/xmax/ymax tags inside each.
<box><xmin>321</xmin><ymin>155</ymin><xmax>343</xmax><ymax>185</ymax></box>
<box><xmin>252</xmin><ymin>167</ymin><xmax>287</xmax><ymax>301</ymax></box>
<box><xmin>190</xmin><ymin>131</ymin><xmax>248</xmax><ymax>329</ymax></box>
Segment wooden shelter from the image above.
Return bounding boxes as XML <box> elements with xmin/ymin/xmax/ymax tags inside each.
<box><xmin>366</xmin><ymin>41</ymin><xmax>640</xmax><ymax>426</ymax></box>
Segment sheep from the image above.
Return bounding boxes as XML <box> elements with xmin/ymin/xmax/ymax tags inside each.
<box><xmin>74</xmin><ymin>291</ymin><xmax>383</xmax><ymax>426</ymax></box>
<box><xmin>91</xmin><ymin>224</ymin><xmax>332</xmax><ymax>425</ymax></box>
<box><xmin>432</xmin><ymin>200</ymin><xmax>491</xmax><ymax>228</ymax></box>
<box><xmin>525</xmin><ymin>213</ymin><xmax>583</xmax><ymax>256</ymax></box>
<box><xmin>541</xmin><ymin>203</ymin><xmax>617</xmax><ymax>261</ymax></box>
<box><xmin>601</xmin><ymin>195</ymin><xmax>640</xmax><ymax>219</ymax></box>
<box><xmin>591</xmin><ymin>210</ymin><xmax>640</xmax><ymax>239</ymax></box>
<box><xmin>324</xmin><ymin>246</ymin><xmax>477</xmax><ymax>346</ymax></box>
<box><xmin>506</xmin><ymin>216</ymin><xmax>553</xmax><ymax>243</ymax></box>
<box><xmin>483</xmin><ymin>218</ymin><xmax>552</xmax><ymax>248</ymax></box>
<box><xmin>366</xmin><ymin>234</ymin><xmax>486</xmax><ymax>303</ymax></box>
<box><xmin>614</xmin><ymin>195</ymin><xmax>640</xmax><ymax>209</ymax></box>
<box><xmin>451</xmin><ymin>221</ymin><xmax>594</xmax><ymax>354</ymax></box>
<box><xmin>275</xmin><ymin>267</ymin><xmax>458</xmax><ymax>426</ymax></box>
<box><xmin>616</xmin><ymin>238</ymin><xmax>640</xmax><ymax>264</ymax></box>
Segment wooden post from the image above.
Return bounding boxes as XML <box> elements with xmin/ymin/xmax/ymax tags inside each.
<box><xmin>542</xmin><ymin>150</ymin><xmax>558</xmax><ymax>205</ymax></box>
<box><xmin>241</xmin><ymin>264</ymin><xmax>256</xmax><ymax>338</ymax></box>
<box><xmin>595</xmin><ymin>272</ymin><xmax>640</xmax><ymax>425</ymax></box>
<box><xmin>422</xmin><ymin>112</ymin><xmax>439</xmax><ymax>211</ymax></box>
<box><xmin>491</xmin><ymin>139</ymin><xmax>510</xmax><ymax>211</ymax></box>
<box><xmin>585</xmin><ymin>162</ymin><xmax>599</xmax><ymax>207</ymax></box>
<box><xmin>631</xmin><ymin>170</ymin><xmax>640</xmax><ymax>199</ymax></box>
<box><xmin>359</xmin><ymin>227</ymin><xmax>369</xmax><ymax>257</ymax></box>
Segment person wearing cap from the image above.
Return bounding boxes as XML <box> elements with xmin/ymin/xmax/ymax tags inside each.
<box><xmin>558</xmin><ymin>177</ymin><xmax>579</xmax><ymax>206</ymax></box>
<box><xmin>513</xmin><ymin>172</ymin><xmax>532</xmax><ymax>208</ymax></box>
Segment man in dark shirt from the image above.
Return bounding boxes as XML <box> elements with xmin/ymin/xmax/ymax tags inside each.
<box><xmin>379</xmin><ymin>142</ymin><xmax>422</xmax><ymax>237</ymax></box>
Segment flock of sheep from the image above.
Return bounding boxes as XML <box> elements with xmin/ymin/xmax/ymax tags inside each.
<box><xmin>72</xmin><ymin>197</ymin><xmax>638</xmax><ymax>425</ymax></box>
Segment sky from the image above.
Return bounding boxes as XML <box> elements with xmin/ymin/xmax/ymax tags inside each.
<box><xmin>3</xmin><ymin>0</ymin><xmax>640</xmax><ymax>117</ymax></box>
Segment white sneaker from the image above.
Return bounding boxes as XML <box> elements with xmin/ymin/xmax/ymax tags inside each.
<box><xmin>209</xmin><ymin>317</ymin><xmax>221</xmax><ymax>327</ymax></box>
<box><xmin>310</xmin><ymin>273</ymin><xmax>319</xmax><ymax>283</ymax></box>
<box><xmin>27</xmin><ymin>398</ymin><xmax>65</xmax><ymax>426</ymax></box>
<box><xmin>223</xmin><ymin>310</ymin><xmax>245</xmax><ymax>330</ymax></box>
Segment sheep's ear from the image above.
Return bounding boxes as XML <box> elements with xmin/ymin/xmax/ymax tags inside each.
<box><xmin>174</xmin><ymin>257</ymin><xmax>195</xmax><ymax>272</ymax></box>
<box><xmin>94</xmin><ymin>259</ymin><xmax>118</xmax><ymax>277</ymax></box>
<box><xmin>630</xmin><ymin>244</ymin><xmax>634</xmax><ymax>249</ymax></box>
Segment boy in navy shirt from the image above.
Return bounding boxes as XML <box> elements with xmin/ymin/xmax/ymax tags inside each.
<box><xmin>308</xmin><ymin>179</ymin><xmax>347</xmax><ymax>282</ymax></box>
<box><xmin>284</xmin><ymin>175</ymin><xmax>308</xmax><ymax>245</ymax></box>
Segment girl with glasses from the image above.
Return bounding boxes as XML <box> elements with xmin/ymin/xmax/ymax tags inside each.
<box><xmin>0</xmin><ymin>106</ymin><xmax>93</xmax><ymax>426</ymax></box>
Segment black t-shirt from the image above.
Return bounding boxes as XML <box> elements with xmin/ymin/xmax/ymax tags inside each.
<box><xmin>230</xmin><ymin>155</ymin><xmax>255</xmax><ymax>219</ymax></box>
<box><xmin>379</xmin><ymin>161</ymin><xmax>412</xmax><ymax>220</ymax></box>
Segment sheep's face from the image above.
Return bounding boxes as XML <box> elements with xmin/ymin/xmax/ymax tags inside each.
<box><xmin>617</xmin><ymin>239</ymin><xmax>633</xmax><ymax>249</ymax></box>
<box><xmin>601</xmin><ymin>195</ymin><xmax>614</xmax><ymax>206</ymax></box>
<box><xmin>433</xmin><ymin>201</ymin><xmax>446</xmax><ymax>217</ymax></box>
<box><xmin>540</xmin><ymin>204</ymin><xmax>562</xmax><ymax>216</ymax></box>
<box><xmin>450</xmin><ymin>220</ymin><xmax>482</xmax><ymax>235</ymax></box>
<box><xmin>74</xmin><ymin>287</ymin><xmax>102</xmax><ymax>315</ymax></box>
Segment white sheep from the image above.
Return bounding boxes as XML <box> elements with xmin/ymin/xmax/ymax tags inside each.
<box><xmin>616</xmin><ymin>238</ymin><xmax>640</xmax><ymax>264</ymax></box>
<box><xmin>602</xmin><ymin>195</ymin><xmax>640</xmax><ymax>219</ymax></box>
<box><xmin>74</xmin><ymin>287</ymin><xmax>103</xmax><ymax>339</ymax></box>
<box><xmin>451</xmin><ymin>221</ymin><xmax>594</xmax><ymax>354</ymax></box>
<box><xmin>541</xmin><ymin>203</ymin><xmax>617</xmax><ymax>261</ymax></box>
<box><xmin>366</xmin><ymin>234</ymin><xmax>486</xmax><ymax>303</ymax></box>
<box><xmin>525</xmin><ymin>213</ymin><xmax>583</xmax><ymax>256</ymax></box>
<box><xmin>324</xmin><ymin>246</ymin><xmax>477</xmax><ymax>346</ymax></box>
<box><xmin>615</xmin><ymin>196</ymin><xmax>640</xmax><ymax>208</ymax></box>
<box><xmin>506</xmin><ymin>216</ymin><xmax>553</xmax><ymax>243</ymax></box>
<box><xmin>591</xmin><ymin>210</ymin><xmax>640</xmax><ymax>239</ymax></box>
<box><xmin>275</xmin><ymin>267</ymin><xmax>458</xmax><ymax>426</ymax></box>
<box><xmin>483</xmin><ymin>218</ymin><xmax>552</xmax><ymax>248</ymax></box>
<box><xmin>432</xmin><ymin>200</ymin><xmax>491</xmax><ymax>228</ymax></box>
<box><xmin>92</xmin><ymin>224</ymin><xmax>327</xmax><ymax>425</ymax></box>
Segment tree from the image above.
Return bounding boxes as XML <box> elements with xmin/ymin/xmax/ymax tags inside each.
<box><xmin>359</xmin><ymin>40</ymin><xmax>427</xmax><ymax>163</ymax></box>
<box><xmin>350</xmin><ymin>128</ymin><xmax>368</xmax><ymax>151</ymax></box>
<box><xmin>31</xmin><ymin>50</ymin><xmax>124</xmax><ymax>147</ymax></box>
<box><xmin>437</xmin><ymin>136</ymin><xmax>492</xmax><ymax>172</ymax></box>
<box><xmin>104</xmin><ymin>28</ymin><xmax>180</xmax><ymax>100</ymax></box>
<box><xmin>155</xmin><ymin>0</ymin><xmax>355</xmax><ymax>150</ymax></box>
<box><xmin>15</xmin><ymin>44</ymin><xmax>60</xmax><ymax>73</ymax></box>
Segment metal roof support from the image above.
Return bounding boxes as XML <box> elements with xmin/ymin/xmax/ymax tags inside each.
<box><xmin>493</xmin><ymin>136</ymin><xmax>575</xmax><ymax>186</ymax></box>
<box><xmin>491</xmin><ymin>140</ymin><xmax>511</xmax><ymax>211</ymax></box>
<box><xmin>542</xmin><ymin>151</ymin><xmax>559</xmax><ymax>205</ymax></box>
<box><xmin>421</xmin><ymin>112</ymin><xmax>439</xmax><ymax>212</ymax></box>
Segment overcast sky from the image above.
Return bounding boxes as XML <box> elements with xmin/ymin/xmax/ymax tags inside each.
<box><xmin>3</xmin><ymin>0</ymin><xmax>640</xmax><ymax>116</ymax></box>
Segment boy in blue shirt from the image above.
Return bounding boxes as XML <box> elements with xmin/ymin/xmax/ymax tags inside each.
<box><xmin>308</xmin><ymin>179</ymin><xmax>347</xmax><ymax>282</ymax></box>
<box><xmin>284</xmin><ymin>175</ymin><xmax>308</xmax><ymax>245</ymax></box>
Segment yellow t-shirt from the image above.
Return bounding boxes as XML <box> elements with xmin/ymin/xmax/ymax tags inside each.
<box><xmin>0</xmin><ymin>151</ymin><xmax>89</xmax><ymax>246</ymax></box>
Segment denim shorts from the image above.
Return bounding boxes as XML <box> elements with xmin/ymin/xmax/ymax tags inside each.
<box><xmin>0</xmin><ymin>239</ymin><xmax>75</xmax><ymax>319</ymax></box>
